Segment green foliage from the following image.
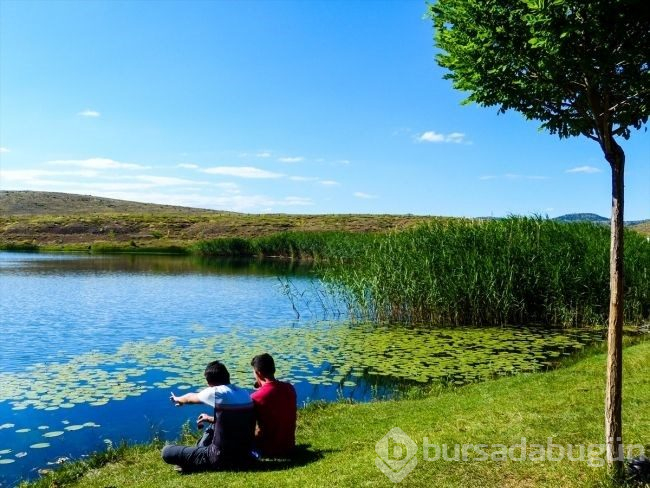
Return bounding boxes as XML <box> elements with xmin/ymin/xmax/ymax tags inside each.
<box><xmin>194</xmin><ymin>231</ymin><xmax>375</xmax><ymax>260</ymax></box>
<box><xmin>429</xmin><ymin>0</ymin><xmax>649</xmax><ymax>141</ymax></box>
<box><xmin>325</xmin><ymin>217</ymin><xmax>650</xmax><ymax>327</ymax></box>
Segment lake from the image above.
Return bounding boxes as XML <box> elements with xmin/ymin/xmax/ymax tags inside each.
<box><xmin>0</xmin><ymin>251</ymin><xmax>601</xmax><ymax>486</ymax></box>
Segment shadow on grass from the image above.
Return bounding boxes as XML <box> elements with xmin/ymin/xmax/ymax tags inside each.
<box><xmin>180</xmin><ymin>444</ymin><xmax>335</xmax><ymax>475</ymax></box>
<box><xmin>251</xmin><ymin>444</ymin><xmax>333</xmax><ymax>471</ymax></box>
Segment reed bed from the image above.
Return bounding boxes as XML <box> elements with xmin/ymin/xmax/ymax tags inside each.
<box><xmin>323</xmin><ymin>217</ymin><xmax>650</xmax><ymax>327</ymax></box>
<box><xmin>194</xmin><ymin>231</ymin><xmax>374</xmax><ymax>260</ymax></box>
<box><xmin>194</xmin><ymin>217</ymin><xmax>649</xmax><ymax>327</ymax></box>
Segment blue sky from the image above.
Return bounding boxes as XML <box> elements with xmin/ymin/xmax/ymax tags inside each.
<box><xmin>0</xmin><ymin>0</ymin><xmax>648</xmax><ymax>218</ymax></box>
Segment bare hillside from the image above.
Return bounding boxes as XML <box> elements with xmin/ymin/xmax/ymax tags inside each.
<box><xmin>0</xmin><ymin>191</ymin><xmax>227</xmax><ymax>216</ymax></box>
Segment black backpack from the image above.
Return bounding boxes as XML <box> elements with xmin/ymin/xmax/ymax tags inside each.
<box><xmin>627</xmin><ymin>455</ymin><xmax>650</xmax><ymax>484</ymax></box>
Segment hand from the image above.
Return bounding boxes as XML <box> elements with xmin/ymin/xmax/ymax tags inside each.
<box><xmin>196</xmin><ymin>413</ymin><xmax>213</xmax><ymax>429</ymax></box>
<box><xmin>170</xmin><ymin>392</ymin><xmax>181</xmax><ymax>406</ymax></box>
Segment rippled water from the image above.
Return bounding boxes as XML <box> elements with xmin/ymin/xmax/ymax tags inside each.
<box><xmin>0</xmin><ymin>253</ymin><xmax>329</xmax><ymax>371</ymax></box>
<box><xmin>0</xmin><ymin>252</ymin><xmax>602</xmax><ymax>486</ymax></box>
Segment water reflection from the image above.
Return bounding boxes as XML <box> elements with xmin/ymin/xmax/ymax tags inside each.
<box><xmin>0</xmin><ymin>252</ymin><xmax>314</xmax><ymax>276</ymax></box>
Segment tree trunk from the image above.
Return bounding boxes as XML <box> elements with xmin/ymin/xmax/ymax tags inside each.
<box><xmin>604</xmin><ymin>143</ymin><xmax>625</xmax><ymax>477</ymax></box>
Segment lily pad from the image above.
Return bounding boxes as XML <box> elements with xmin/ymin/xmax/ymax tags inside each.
<box><xmin>30</xmin><ymin>443</ymin><xmax>50</xmax><ymax>449</ymax></box>
<box><xmin>42</xmin><ymin>431</ymin><xmax>64</xmax><ymax>438</ymax></box>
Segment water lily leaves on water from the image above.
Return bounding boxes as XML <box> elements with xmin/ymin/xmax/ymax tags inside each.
<box><xmin>0</xmin><ymin>323</ymin><xmax>601</xmax><ymax>410</ymax></box>
<box><xmin>29</xmin><ymin>443</ymin><xmax>50</xmax><ymax>449</ymax></box>
<box><xmin>42</xmin><ymin>431</ymin><xmax>64</xmax><ymax>438</ymax></box>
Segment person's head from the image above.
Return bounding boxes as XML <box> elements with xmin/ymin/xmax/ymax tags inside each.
<box><xmin>251</xmin><ymin>353</ymin><xmax>276</xmax><ymax>383</ymax></box>
<box><xmin>204</xmin><ymin>360</ymin><xmax>230</xmax><ymax>386</ymax></box>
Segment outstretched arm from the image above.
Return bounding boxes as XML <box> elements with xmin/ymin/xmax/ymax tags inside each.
<box><xmin>170</xmin><ymin>391</ymin><xmax>201</xmax><ymax>406</ymax></box>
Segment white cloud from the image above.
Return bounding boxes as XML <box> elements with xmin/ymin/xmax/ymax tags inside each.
<box><xmin>416</xmin><ymin>131</ymin><xmax>467</xmax><ymax>144</ymax></box>
<box><xmin>566</xmin><ymin>165</ymin><xmax>602</xmax><ymax>174</ymax></box>
<box><xmin>445</xmin><ymin>132</ymin><xmax>466</xmax><ymax>144</ymax></box>
<box><xmin>177</xmin><ymin>163</ymin><xmax>199</xmax><ymax>169</ymax></box>
<box><xmin>0</xmin><ymin>169</ymin><xmax>99</xmax><ymax>182</ymax></box>
<box><xmin>135</xmin><ymin>175</ymin><xmax>207</xmax><ymax>186</ymax></box>
<box><xmin>336</xmin><ymin>159</ymin><xmax>351</xmax><ymax>165</ymax></box>
<box><xmin>353</xmin><ymin>191</ymin><xmax>377</xmax><ymax>199</ymax></box>
<box><xmin>282</xmin><ymin>196</ymin><xmax>313</xmax><ymax>206</ymax></box>
<box><xmin>0</xmin><ymin>147</ymin><xmax>9</xmax><ymax>153</ymax></box>
<box><xmin>278</xmin><ymin>156</ymin><xmax>304</xmax><ymax>163</ymax></box>
<box><xmin>256</xmin><ymin>151</ymin><xmax>272</xmax><ymax>158</ymax></box>
<box><xmin>81</xmin><ymin>191</ymin><xmax>313</xmax><ymax>212</ymax></box>
<box><xmin>78</xmin><ymin>109</ymin><xmax>101</xmax><ymax>117</ymax></box>
<box><xmin>202</xmin><ymin>166</ymin><xmax>283</xmax><ymax>179</ymax></box>
<box><xmin>47</xmin><ymin>158</ymin><xmax>149</xmax><ymax>170</ymax></box>
<box><xmin>320</xmin><ymin>180</ymin><xmax>340</xmax><ymax>186</ymax></box>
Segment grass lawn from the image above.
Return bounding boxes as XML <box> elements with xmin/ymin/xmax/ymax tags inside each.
<box><xmin>25</xmin><ymin>341</ymin><xmax>649</xmax><ymax>488</ymax></box>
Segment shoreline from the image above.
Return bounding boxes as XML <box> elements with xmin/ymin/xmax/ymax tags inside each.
<box><xmin>18</xmin><ymin>340</ymin><xmax>650</xmax><ymax>487</ymax></box>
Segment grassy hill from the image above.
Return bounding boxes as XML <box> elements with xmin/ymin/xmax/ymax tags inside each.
<box><xmin>0</xmin><ymin>191</ymin><xmax>433</xmax><ymax>251</ymax></box>
<box><xmin>0</xmin><ymin>190</ymin><xmax>228</xmax><ymax>216</ymax></box>
<box><xmin>554</xmin><ymin>213</ymin><xmax>610</xmax><ymax>223</ymax></box>
<box><xmin>1</xmin><ymin>191</ymin><xmax>648</xmax><ymax>252</ymax></box>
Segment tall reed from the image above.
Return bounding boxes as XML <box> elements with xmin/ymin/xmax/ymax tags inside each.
<box><xmin>194</xmin><ymin>231</ymin><xmax>374</xmax><ymax>260</ymax></box>
<box><xmin>323</xmin><ymin>217</ymin><xmax>650</xmax><ymax>327</ymax></box>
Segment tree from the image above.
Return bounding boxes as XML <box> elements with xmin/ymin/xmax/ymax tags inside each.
<box><xmin>429</xmin><ymin>0</ymin><xmax>649</xmax><ymax>476</ymax></box>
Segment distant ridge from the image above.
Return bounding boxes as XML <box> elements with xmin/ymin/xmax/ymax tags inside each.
<box><xmin>0</xmin><ymin>191</ymin><xmax>230</xmax><ymax>216</ymax></box>
<box><xmin>554</xmin><ymin>213</ymin><xmax>609</xmax><ymax>223</ymax></box>
<box><xmin>0</xmin><ymin>191</ymin><xmax>647</xmax><ymax>235</ymax></box>
<box><xmin>554</xmin><ymin>213</ymin><xmax>650</xmax><ymax>227</ymax></box>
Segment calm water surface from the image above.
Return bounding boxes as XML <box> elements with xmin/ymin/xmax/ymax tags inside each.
<box><xmin>0</xmin><ymin>252</ymin><xmax>602</xmax><ymax>486</ymax></box>
<box><xmin>0</xmin><ymin>252</ymin><xmax>348</xmax><ymax>485</ymax></box>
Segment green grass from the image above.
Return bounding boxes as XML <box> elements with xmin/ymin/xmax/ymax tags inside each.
<box><xmin>0</xmin><ymin>212</ymin><xmax>431</xmax><ymax>252</ymax></box>
<box><xmin>22</xmin><ymin>341</ymin><xmax>650</xmax><ymax>488</ymax></box>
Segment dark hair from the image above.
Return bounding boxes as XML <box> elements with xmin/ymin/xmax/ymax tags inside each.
<box><xmin>251</xmin><ymin>353</ymin><xmax>275</xmax><ymax>378</ymax></box>
<box><xmin>204</xmin><ymin>360</ymin><xmax>230</xmax><ymax>386</ymax></box>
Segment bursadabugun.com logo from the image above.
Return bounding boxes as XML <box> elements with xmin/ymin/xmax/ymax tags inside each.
<box><xmin>375</xmin><ymin>427</ymin><xmax>418</xmax><ymax>483</ymax></box>
<box><xmin>375</xmin><ymin>428</ymin><xmax>646</xmax><ymax>483</ymax></box>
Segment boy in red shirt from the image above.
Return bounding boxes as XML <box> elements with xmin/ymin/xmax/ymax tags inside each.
<box><xmin>250</xmin><ymin>353</ymin><xmax>297</xmax><ymax>458</ymax></box>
